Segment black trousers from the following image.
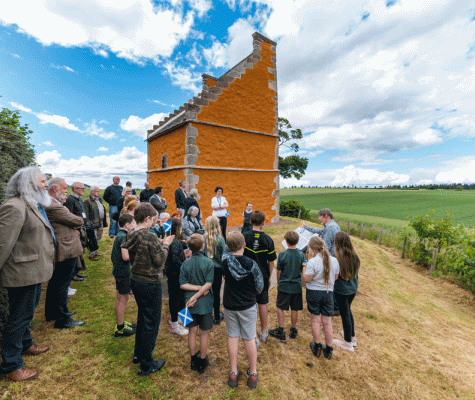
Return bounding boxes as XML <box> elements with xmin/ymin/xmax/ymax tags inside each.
<box><xmin>334</xmin><ymin>292</ymin><xmax>356</xmax><ymax>342</ymax></box>
<box><xmin>218</xmin><ymin>216</ymin><xmax>227</xmax><ymax>241</ymax></box>
<box><xmin>212</xmin><ymin>267</ymin><xmax>223</xmax><ymax>318</ymax></box>
<box><xmin>45</xmin><ymin>257</ymin><xmax>77</xmax><ymax>322</ymax></box>
<box><xmin>166</xmin><ymin>273</ymin><xmax>184</xmax><ymax>323</ymax></box>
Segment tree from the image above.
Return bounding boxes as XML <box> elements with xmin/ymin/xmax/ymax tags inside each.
<box><xmin>0</xmin><ymin>107</ymin><xmax>36</xmax><ymax>204</ymax></box>
<box><xmin>278</xmin><ymin>117</ymin><xmax>308</xmax><ymax>180</ymax></box>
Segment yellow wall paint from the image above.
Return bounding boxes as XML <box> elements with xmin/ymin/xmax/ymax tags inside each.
<box><xmin>148</xmin><ymin>126</ymin><xmax>187</xmax><ymax>171</ymax></box>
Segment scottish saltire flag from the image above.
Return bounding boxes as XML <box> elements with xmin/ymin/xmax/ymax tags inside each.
<box><xmin>163</xmin><ymin>221</ymin><xmax>172</xmax><ymax>233</ymax></box>
<box><xmin>178</xmin><ymin>307</ymin><xmax>192</xmax><ymax>326</ymax></box>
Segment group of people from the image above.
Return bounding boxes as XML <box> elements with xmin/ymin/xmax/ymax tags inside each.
<box><xmin>0</xmin><ymin>167</ymin><xmax>360</xmax><ymax>391</ymax></box>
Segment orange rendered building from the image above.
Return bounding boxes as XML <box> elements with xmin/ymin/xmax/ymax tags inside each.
<box><xmin>146</xmin><ymin>32</ymin><xmax>279</xmax><ymax>226</ymax></box>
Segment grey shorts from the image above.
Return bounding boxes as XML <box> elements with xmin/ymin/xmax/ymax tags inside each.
<box><xmin>224</xmin><ymin>305</ymin><xmax>257</xmax><ymax>341</ymax></box>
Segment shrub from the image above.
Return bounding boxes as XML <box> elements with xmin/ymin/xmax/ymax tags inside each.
<box><xmin>280</xmin><ymin>199</ymin><xmax>311</xmax><ymax>220</ymax></box>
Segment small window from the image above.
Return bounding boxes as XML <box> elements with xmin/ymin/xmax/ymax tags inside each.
<box><xmin>161</xmin><ymin>154</ymin><xmax>168</xmax><ymax>169</ymax></box>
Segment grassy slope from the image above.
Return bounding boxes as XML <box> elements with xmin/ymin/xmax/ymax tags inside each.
<box><xmin>2</xmin><ymin>220</ymin><xmax>475</xmax><ymax>399</ymax></box>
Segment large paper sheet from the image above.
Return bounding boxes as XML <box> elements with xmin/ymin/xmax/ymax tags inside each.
<box><xmin>281</xmin><ymin>227</ymin><xmax>320</xmax><ymax>251</ymax></box>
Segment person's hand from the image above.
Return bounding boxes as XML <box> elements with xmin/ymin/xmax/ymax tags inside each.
<box><xmin>299</xmin><ymin>221</ymin><xmax>305</xmax><ymax>229</ymax></box>
<box><xmin>203</xmin><ymin>289</ymin><xmax>209</xmax><ymax>296</ymax></box>
<box><xmin>163</xmin><ymin>235</ymin><xmax>175</xmax><ymax>245</ymax></box>
<box><xmin>186</xmin><ymin>295</ymin><xmax>197</xmax><ymax>308</ymax></box>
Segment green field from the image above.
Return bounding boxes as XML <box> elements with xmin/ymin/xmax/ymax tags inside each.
<box><xmin>280</xmin><ymin>188</ymin><xmax>475</xmax><ymax>226</ymax></box>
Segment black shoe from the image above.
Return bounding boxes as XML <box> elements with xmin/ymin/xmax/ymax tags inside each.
<box><xmin>76</xmin><ymin>273</ymin><xmax>88</xmax><ymax>278</ymax></box>
<box><xmin>310</xmin><ymin>342</ymin><xmax>324</xmax><ymax>358</ymax></box>
<box><xmin>269</xmin><ymin>327</ymin><xmax>286</xmax><ymax>343</ymax></box>
<box><xmin>46</xmin><ymin>311</ymin><xmax>75</xmax><ymax>322</ymax></box>
<box><xmin>289</xmin><ymin>327</ymin><xmax>298</xmax><ymax>339</ymax></box>
<box><xmin>197</xmin><ymin>355</ymin><xmax>209</xmax><ymax>374</ymax></box>
<box><xmin>66</xmin><ymin>311</ymin><xmax>76</xmax><ymax>317</ymax></box>
<box><xmin>213</xmin><ymin>311</ymin><xmax>224</xmax><ymax>325</ymax></box>
<box><xmin>133</xmin><ymin>354</ymin><xmax>140</xmax><ymax>365</ymax></box>
<box><xmin>72</xmin><ymin>275</ymin><xmax>84</xmax><ymax>282</ymax></box>
<box><xmin>138</xmin><ymin>359</ymin><xmax>165</xmax><ymax>376</ymax></box>
<box><xmin>191</xmin><ymin>351</ymin><xmax>201</xmax><ymax>371</ymax></box>
<box><xmin>323</xmin><ymin>346</ymin><xmax>333</xmax><ymax>360</ymax></box>
<box><xmin>54</xmin><ymin>319</ymin><xmax>86</xmax><ymax>329</ymax></box>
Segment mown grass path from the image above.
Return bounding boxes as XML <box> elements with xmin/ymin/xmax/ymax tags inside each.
<box><xmin>1</xmin><ymin>219</ymin><xmax>475</xmax><ymax>399</ymax></box>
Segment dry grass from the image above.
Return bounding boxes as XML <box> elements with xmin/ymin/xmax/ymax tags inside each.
<box><xmin>1</xmin><ymin>219</ymin><xmax>475</xmax><ymax>399</ymax></box>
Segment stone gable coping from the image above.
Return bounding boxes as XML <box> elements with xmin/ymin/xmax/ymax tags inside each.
<box><xmin>252</xmin><ymin>31</ymin><xmax>277</xmax><ymax>46</ymax></box>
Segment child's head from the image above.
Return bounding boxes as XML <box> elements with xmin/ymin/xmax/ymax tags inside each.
<box><xmin>187</xmin><ymin>233</ymin><xmax>204</xmax><ymax>253</ymax></box>
<box><xmin>170</xmin><ymin>217</ymin><xmax>182</xmax><ymax>238</ymax></box>
<box><xmin>246</xmin><ymin>202</ymin><xmax>252</xmax><ymax>211</ymax></box>
<box><xmin>226</xmin><ymin>231</ymin><xmax>245</xmax><ymax>253</ymax></box>
<box><xmin>159</xmin><ymin>212</ymin><xmax>170</xmax><ymax>223</ymax></box>
<box><xmin>118</xmin><ymin>213</ymin><xmax>135</xmax><ymax>231</ymax></box>
<box><xmin>205</xmin><ymin>215</ymin><xmax>221</xmax><ymax>236</ymax></box>
<box><xmin>134</xmin><ymin>203</ymin><xmax>157</xmax><ymax>226</ymax></box>
<box><xmin>284</xmin><ymin>230</ymin><xmax>299</xmax><ymax>247</ymax></box>
<box><xmin>334</xmin><ymin>231</ymin><xmax>360</xmax><ymax>280</ymax></box>
<box><xmin>124</xmin><ymin>200</ymin><xmax>138</xmax><ymax>215</ymax></box>
<box><xmin>250</xmin><ymin>210</ymin><xmax>265</xmax><ymax>227</ymax></box>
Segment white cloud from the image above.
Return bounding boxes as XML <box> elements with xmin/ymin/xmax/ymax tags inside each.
<box><xmin>36</xmin><ymin>146</ymin><xmax>147</xmax><ymax>188</ymax></box>
<box><xmin>435</xmin><ymin>156</ymin><xmax>475</xmax><ymax>183</ymax></box>
<box><xmin>51</xmin><ymin>64</ymin><xmax>74</xmax><ymax>72</ymax></box>
<box><xmin>203</xmin><ymin>40</ymin><xmax>228</xmax><ymax>69</ymax></box>
<box><xmin>120</xmin><ymin>113</ymin><xmax>168</xmax><ymax>139</ymax></box>
<box><xmin>98</xmin><ymin>147</ymin><xmax>108</xmax><ymax>152</ymax></box>
<box><xmin>84</xmin><ymin>120</ymin><xmax>116</xmax><ymax>139</ymax></box>
<box><xmin>42</xmin><ymin>141</ymin><xmax>54</xmax><ymax>146</ymax></box>
<box><xmin>37</xmin><ymin>112</ymin><xmax>80</xmax><ymax>131</ymax></box>
<box><xmin>11</xmin><ymin>53</ymin><xmax>20</xmax><ymax>58</ymax></box>
<box><xmin>162</xmin><ymin>61</ymin><xmax>202</xmax><ymax>92</ymax></box>
<box><xmin>10</xmin><ymin>101</ymin><xmax>32</xmax><ymax>113</ymax></box>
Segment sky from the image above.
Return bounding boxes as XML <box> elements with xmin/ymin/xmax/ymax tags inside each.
<box><xmin>1</xmin><ymin>0</ymin><xmax>475</xmax><ymax>189</ymax></box>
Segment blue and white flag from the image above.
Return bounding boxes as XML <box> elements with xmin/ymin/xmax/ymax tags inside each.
<box><xmin>178</xmin><ymin>307</ymin><xmax>193</xmax><ymax>326</ymax></box>
<box><xmin>163</xmin><ymin>221</ymin><xmax>172</xmax><ymax>233</ymax></box>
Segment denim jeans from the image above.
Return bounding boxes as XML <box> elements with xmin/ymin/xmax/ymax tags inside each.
<box><xmin>45</xmin><ymin>258</ymin><xmax>77</xmax><ymax>322</ymax></box>
<box><xmin>0</xmin><ymin>283</ymin><xmax>42</xmax><ymax>374</ymax></box>
<box><xmin>108</xmin><ymin>205</ymin><xmax>118</xmax><ymax>236</ymax></box>
<box><xmin>130</xmin><ymin>279</ymin><xmax>162</xmax><ymax>370</ymax></box>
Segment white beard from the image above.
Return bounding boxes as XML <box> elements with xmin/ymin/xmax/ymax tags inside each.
<box><xmin>31</xmin><ymin>186</ymin><xmax>52</xmax><ymax>207</ymax></box>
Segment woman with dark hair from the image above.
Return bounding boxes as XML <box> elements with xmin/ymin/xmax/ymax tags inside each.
<box><xmin>164</xmin><ymin>218</ymin><xmax>190</xmax><ymax>336</ymax></box>
<box><xmin>182</xmin><ymin>206</ymin><xmax>204</xmax><ymax>238</ymax></box>
<box><xmin>211</xmin><ymin>186</ymin><xmax>228</xmax><ymax>240</ymax></box>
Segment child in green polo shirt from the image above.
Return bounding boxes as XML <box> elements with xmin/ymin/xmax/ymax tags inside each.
<box><xmin>269</xmin><ymin>230</ymin><xmax>306</xmax><ymax>343</ymax></box>
<box><xmin>180</xmin><ymin>233</ymin><xmax>214</xmax><ymax>373</ymax></box>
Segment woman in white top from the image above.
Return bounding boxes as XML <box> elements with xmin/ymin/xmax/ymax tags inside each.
<box><xmin>303</xmin><ymin>236</ymin><xmax>339</xmax><ymax>360</ymax></box>
<box><xmin>211</xmin><ymin>186</ymin><xmax>228</xmax><ymax>239</ymax></box>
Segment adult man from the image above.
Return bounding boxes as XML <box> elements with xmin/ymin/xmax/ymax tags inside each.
<box><xmin>84</xmin><ymin>186</ymin><xmax>107</xmax><ymax>260</ymax></box>
<box><xmin>103</xmin><ymin>176</ymin><xmax>123</xmax><ymax>237</ymax></box>
<box><xmin>299</xmin><ymin>208</ymin><xmax>340</xmax><ymax>257</ymax></box>
<box><xmin>44</xmin><ymin>178</ymin><xmax>86</xmax><ymax>329</ymax></box>
<box><xmin>125</xmin><ymin>181</ymin><xmax>137</xmax><ymax>196</ymax></box>
<box><xmin>149</xmin><ymin>187</ymin><xmax>167</xmax><ymax>214</ymax></box>
<box><xmin>139</xmin><ymin>182</ymin><xmax>155</xmax><ymax>203</ymax></box>
<box><xmin>64</xmin><ymin>182</ymin><xmax>90</xmax><ymax>282</ymax></box>
<box><xmin>0</xmin><ymin>166</ymin><xmax>54</xmax><ymax>381</ymax></box>
<box><xmin>174</xmin><ymin>180</ymin><xmax>187</xmax><ymax>216</ymax></box>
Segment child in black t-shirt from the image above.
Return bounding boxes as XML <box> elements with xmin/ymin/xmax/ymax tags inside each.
<box><xmin>241</xmin><ymin>202</ymin><xmax>253</xmax><ymax>234</ymax></box>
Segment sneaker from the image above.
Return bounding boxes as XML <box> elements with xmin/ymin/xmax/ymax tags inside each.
<box><xmin>227</xmin><ymin>366</ymin><xmax>240</xmax><ymax>388</ymax></box>
<box><xmin>68</xmin><ymin>287</ymin><xmax>76</xmax><ymax>296</ymax></box>
<box><xmin>269</xmin><ymin>327</ymin><xmax>286</xmax><ymax>343</ymax></box>
<box><xmin>169</xmin><ymin>317</ymin><xmax>184</xmax><ymax>327</ymax></box>
<box><xmin>323</xmin><ymin>346</ymin><xmax>333</xmax><ymax>360</ymax></box>
<box><xmin>333</xmin><ymin>339</ymin><xmax>354</xmax><ymax>352</ymax></box>
<box><xmin>289</xmin><ymin>327</ymin><xmax>298</xmax><ymax>339</ymax></box>
<box><xmin>197</xmin><ymin>355</ymin><xmax>209</xmax><ymax>374</ymax></box>
<box><xmin>213</xmin><ymin>311</ymin><xmax>224</xmax><ymax>325</ymax></box>
<box><xmin>340</xmin><ymin>331</ymin><xmax>357</xmax><ymax>347</ymax></box>
<box><xmin>190</xmin><ymin>351</ymin><xmax>201</xmax><ymax>371</ymax></box>
<box><xmin>125</xmin><ymin>321</ymin><xmax>137</xmax><ymax>329</ymax></box>
<box><xmin>259</xmin><ymin>330</ymin><xmax>269</xmax><ymax>344</ymax></box>
<box><xmin>114</xmin><ymin>325</ymin><xmax>136</xmax><ymax>338</ymax></box>
<box><xmin>170</xmin><ymin>324</ymin><xmax>189</xmax><ymax>336</ymax></box>
<box><xmin>310</xmin><ymin>342</ymin><xmax>324</xmax><ymax>358</ymax></box>
<box><xmin>246</xmin><ymin>367</ymin><xmax>258</xmax><ymax>389</ymax></box>
<box><xmin>138</xmin><ymin>359</ymin><xmax>165</xmax><ymax>376</ymax></box>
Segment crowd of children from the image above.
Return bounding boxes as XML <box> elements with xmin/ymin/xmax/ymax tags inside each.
<box><xmin>110</xmin><ymin>201</ymin><xmax>360</xmax><ymax>389</ymax></box>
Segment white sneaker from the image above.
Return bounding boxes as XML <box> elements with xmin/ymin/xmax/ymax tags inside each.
<box><xmin>169</xmin><ymin>317</ymin><xmax>184</xmax><ymax>327</ymax></box>
<box><xmin>170</xmin><ymin>324</ymin><xmax>188</xmax><ymax>336</ymax></box>
<box><xmin>340</xmin><ymin>331</ymin><xmax>357</xmax><ymax>347</ymax></box>
<box><xmin>68</xmin><ymin>287</ymin><xmax>77</xmax><ymax>296</ymax></box>
<box><xmin>333</xmin><ymin>339</ymin><xmax>354</xmax><ymax>352</ymax></box>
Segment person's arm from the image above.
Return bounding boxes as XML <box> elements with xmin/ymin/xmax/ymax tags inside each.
<box><xmin>302</xmin><ymin>266</ymin><xmax>313</xmax><ymax>283</ymax></box>
<box><xmin>276</xmin><ymin>269</ymin><xmax>281</xmax><ymax>281</ymax></box>
<box><xmin>0</xmin><ymin>202</ymin><xmax>25</xmax><ymax>270</ymax></box>
<box><xmin>121</xmin><ymin>248</ymin><xmax>130</xmax><ymax>261</ymax></box>
<box><xmin>184</xmin><ymin>282</ymin><xmax>212</xmax><ymax>308</ymax></box>
<box><xmin>268</xmin><ymin>260</ymin><xmax>274</xmax><ymax>287</ymax></box>
<box><xmin>46</xmin><ymin>204</ymin><xmax>84</xmax><ymax>227</ymax></box>
<box><xmin>211</xmin><ymin>197</ymin><xmax>220</xmax><ymax>211</ymax></box>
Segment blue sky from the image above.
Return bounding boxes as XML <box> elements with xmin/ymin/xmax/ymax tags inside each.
<box><xmin>1</xmin><ymin>0</ymin><xmax>475</xmax><ymax>188</ymax></box>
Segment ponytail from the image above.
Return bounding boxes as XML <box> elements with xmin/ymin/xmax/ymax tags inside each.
<box><xmin>308</xmin><ymin>237</ymin><xmax>331</xmax><ymax>289</ymax></box>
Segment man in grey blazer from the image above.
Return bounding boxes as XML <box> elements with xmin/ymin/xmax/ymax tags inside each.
<box><xmin>0</xmin><ymin>167</ymin><xmax>55</xmax><ymax>382</ymax></box>
<box><xmin>149</xmin><ymin>186</ymin><xmax>167</xmax><ymax>214</ymax></box>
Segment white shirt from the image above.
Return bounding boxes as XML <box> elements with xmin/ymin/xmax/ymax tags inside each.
<box><xmin>211</xmin><ymin>196</ymin><xmax>228</xmax><ymax>217</ymax></box>
<box><xmin>305</xmin><ymin>253</ymin><xmax>340</xmax><ymax>291</ymax></box>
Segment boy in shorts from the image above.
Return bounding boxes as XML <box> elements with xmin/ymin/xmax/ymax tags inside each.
<box><xmin>180</xmin><ymin>234</ymin><xmax>214</xmax><ymax>373</ymax></box>
<box><xmin>222</xmin><ymin>232</ymin><xmax>264</xmax><ymax>389</ymax></box>
<box><xmin>243</xmin><ymin>211</ymin><xmax>277</xmax><ymax>343</ymax></box>
<box><xmin>269</xmin><ymin>230</ymin><xmax>306</xmax><ymax>343</ymax></box>
<box><xmin>111</xmin><ymin>213</ymin><xmax>136</xmax><ymax>337</ymax></box>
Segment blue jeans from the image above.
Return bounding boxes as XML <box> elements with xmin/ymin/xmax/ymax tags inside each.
<box><xmin>130</xmin><ymin>279</ymin><xmax>162</xmax><ymax>370</ymax></box>
<box><xmin>0</xmin><ymin>283</ymin><xmax>42</xmax><ymax>374</ymax></box>
<box><xmin>45</xmin><ymin>258</ymin><xmax>77</xmax><ymax>322</ymax></box>
<box><xmin>108</xmin><ymin>205</ymin><xmax>118</xmax><ymax>236</ymax></box>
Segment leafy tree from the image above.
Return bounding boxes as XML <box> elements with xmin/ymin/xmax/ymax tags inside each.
<box><xmin>0</xmin><ymin>107</ymin><xmax>36</xmax><ymax>204</ymax></box>
<box><xmin>278</xmin><ymin>117</ymin><xmax>308</xmax><ymax>180</ymax></box>
<box><xmin>280</xmin><ymin>198</ymin><xmax>310</xmax><ymax>220</ymax></box>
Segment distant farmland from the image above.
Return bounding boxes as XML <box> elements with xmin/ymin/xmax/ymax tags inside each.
<box><xmin>280</xmin><ymin>188</ymin><xmax>475</xmax><ymax>226</ymax></box>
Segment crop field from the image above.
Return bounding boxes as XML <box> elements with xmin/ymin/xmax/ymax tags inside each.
<box><xmin>281</xmin><ymin>188</ymin><xmax>475</xmax><ymax>226</ymax></box>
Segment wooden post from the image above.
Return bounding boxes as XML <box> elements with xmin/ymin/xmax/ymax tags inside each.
<box><xmin>347</xmin><ymin>220</ymin><xmax>351</xmax><ymax>234</ymax></box>
<box><xmin>298</xmin><ymin>209</ymin><xmax>301</xmax><ymax>219</ymax></box>
<box><xmin>360</xmin><ymin>224</ymin><xmax>364</xmax><ymax>239</ymax></box>
<box><xmin>378</xmin><ymin>228</ymin><xmax>383</xmax><ymax>245</ymax></box>
<box><xmin>430</xmin><ymin>249</ymin><xmax>438</xmax><ymax>273</ymax></box>
<box><xmin>400</xmin><ymin>237</ymin><xmax>406</xmax><ymax>259</ymax></box>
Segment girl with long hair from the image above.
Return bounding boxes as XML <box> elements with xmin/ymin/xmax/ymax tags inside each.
<box><xmin>332</xmin><ymin>231</ymin><xmax>360</xmax><ymax>351</ymax></box>
<box><xmin>203</xmin><ymin>216</ymin><xmax>226</xmax><ymax>325</ymax></box>
<box><xmin>303</xmin><ymin>236</ymin><xmax>340</xmax><ymax>360</ymax></box>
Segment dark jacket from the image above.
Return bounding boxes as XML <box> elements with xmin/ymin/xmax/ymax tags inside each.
<box><xmin>149</xmin><ymin>194</ymin><xmax>167</xmax><ymax>214</ymax></box>
<box><xmin>103</xmin><ymin>185</ymin><xmax>123</xmax><ymax>206</ymax></box>
<box><xmin>84</xmin><ymin>195</ymin><xmax>107</xmax><ymax>229</ymax></box>
<box><xmin>184</xmin><ymin>197</ymin><xmax>200</xmax><ymax>219</ymax></box>
<box><xmin>164</xmin><ymin>238</ymin><xmax>186</xmax><ymax>275</ymax></box>
<box><xmin>64</xmin><ymin>194</ymin><xmax>89</xmax><ymax>224</ymax></box>
<box><xmin>175</xmin><ymin>188</ymin><xmax>187</xmax><ymax>209</ymax></box>
<box><xmin>140</xmin><ymin>188</ymin><xmax>155</xmax><ymax>203</ymax></box>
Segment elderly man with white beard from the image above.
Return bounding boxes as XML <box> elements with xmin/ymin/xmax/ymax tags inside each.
<box><xmin>0</xmin><ymin>167</ymin><xmax>55</xmax><ymax>382</ymax></box>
